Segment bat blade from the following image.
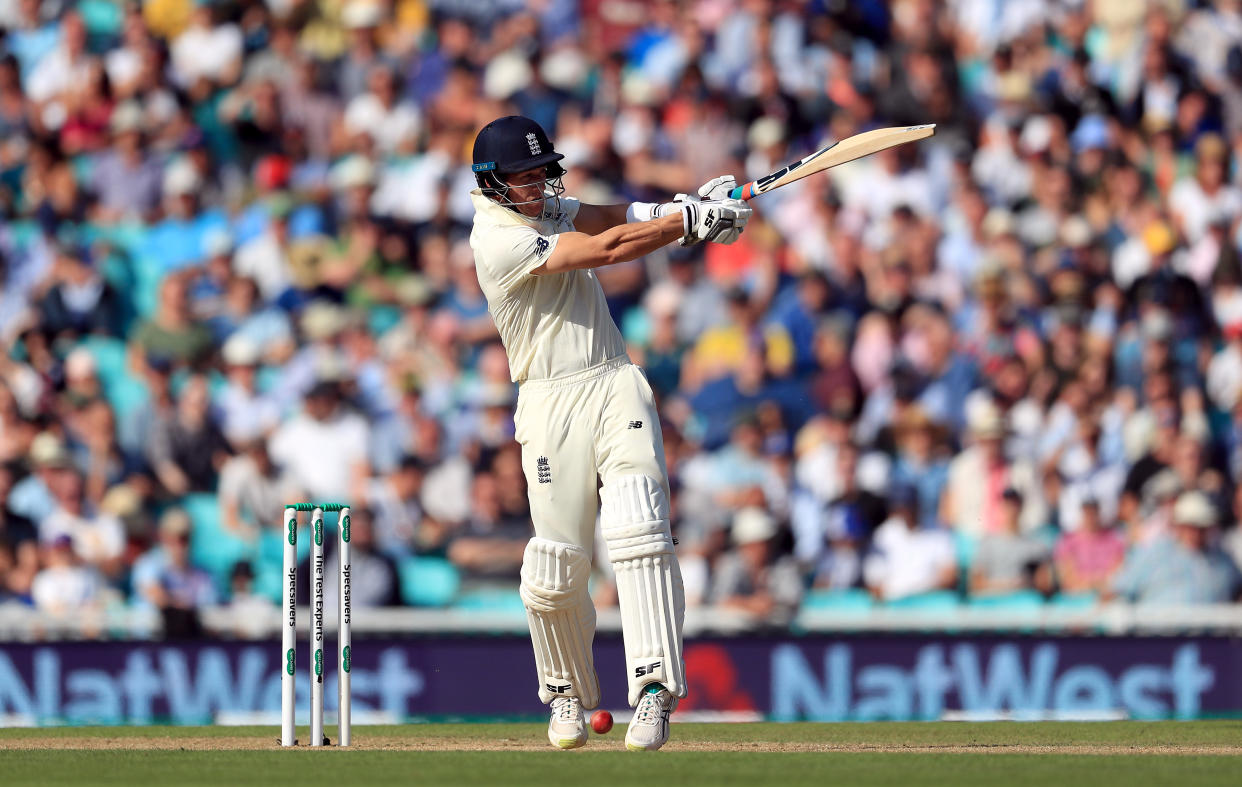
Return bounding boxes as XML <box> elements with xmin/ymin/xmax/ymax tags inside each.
<box><xmin>729</xmin><ymin>124</ymin><xmax>936</xmax><ymax>200</ymax></box>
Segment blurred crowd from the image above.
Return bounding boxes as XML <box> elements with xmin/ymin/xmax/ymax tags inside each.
<box><xmin>2</xmin><ymin>0</ymin><xmax>1242</xmax><ymax>638</ymax></box>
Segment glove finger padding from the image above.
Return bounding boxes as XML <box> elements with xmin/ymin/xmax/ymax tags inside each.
<box><xmin>697</xmin><ymin>175</ymin><xmax>737</xmax><ymax>201</ymax></box>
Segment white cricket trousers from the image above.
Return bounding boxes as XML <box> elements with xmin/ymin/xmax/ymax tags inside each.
<box><xmin>515</xmin><ymin>356</ymin><xmax>670</xmax><ymax>549</ymax></box>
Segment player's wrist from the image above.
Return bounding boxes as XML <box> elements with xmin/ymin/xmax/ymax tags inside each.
<box><xmin>626</xmin><ymin>201</ymin><xmax>682</xmax><ymax>223</ymax></box>
<box><xmin>626</xmin><ymin>202</ymin><xmax>656</xmax><ymax>223</ymax></box>
<box><xmin>676</xmin><ymin>202</ymin><xmax>698</xmax><ymax>246</ymax></box>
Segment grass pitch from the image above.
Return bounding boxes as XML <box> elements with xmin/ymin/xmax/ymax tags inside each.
<box><xmin>0</xmin><ymin>722</ymin><xmax>1239</xmax><ymax>786</ymax></box>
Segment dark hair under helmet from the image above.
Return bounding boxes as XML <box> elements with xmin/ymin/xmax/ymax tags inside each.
<box><xmin>472</xmin><ymin>116</ymin><xmax>566</xmax><ymax>218</ymax></box>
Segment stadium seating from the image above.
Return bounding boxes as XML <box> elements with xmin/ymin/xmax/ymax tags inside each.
<box><xmin>450</xmin><ymin>585</ymin><xmax>525</xmax><ymax>613</ymax></box>
<box><xmin>968</xmin><ymin>590</ymin><xmax>1046</xmax><ymax>610</ymax></box>
<box><xmin>77</xmin><ymin>335</ymin><xmax>150</xmax><ymax>420</ymax></box>
<box><xmin>397</xmin><ymin>556</ymin><xmax>461</xmax><ymax>607</ymax></box>
<box><xmin>184</xmin><ymin>493</ymin><xmax>256</xmax><ymax>596</ymax></box>
<box><xmin>800</xmin><ymin>588</ymin><xmax>875</xmax><ymax>614</ymax></box>
<box><xmin>1050</xmin><ymin>592</ymin><xmax>1100</xmax><ymax>610</ymax></box>
<box><xmin>885</xmin><ymin>591</ymin><xmax>962</xmax><ymax>611</ymax></box>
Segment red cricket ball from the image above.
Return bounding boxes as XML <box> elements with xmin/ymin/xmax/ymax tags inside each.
<box><xmin>590</xmin><ymin>710</ymin><xmax>614</xmax><ymax>734</ymax></box>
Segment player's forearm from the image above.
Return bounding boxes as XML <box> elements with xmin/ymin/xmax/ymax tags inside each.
<box><xmin>591</xmin><ymin>214</ymin><xmax>684</xmax><ymax>267</ymax></box>
<box><xmin>574</xmin><ymin>202</ymin><xmax>631</xmax><ymax>235</ymax></box>
<box><xmin>541</xmin><ymin>214</ymin><xmax>683</xmax><ymax>274</ymax></box>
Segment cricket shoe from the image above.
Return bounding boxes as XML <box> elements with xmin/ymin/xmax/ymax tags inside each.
<box><xmin>547</xmin><ymin>696</ymin><xmax>588</xmax><ymax>749</ymax></box>
<box><xmin>625</xmin><ymin>684</ymin><xmax>677</xmax><ymax>751</ymax></box>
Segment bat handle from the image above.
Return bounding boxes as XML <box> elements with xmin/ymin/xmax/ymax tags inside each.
<box><xmin>729</xmin><ymin>183</ymin><xmax>756</xmax><ymax>201</ymax></box>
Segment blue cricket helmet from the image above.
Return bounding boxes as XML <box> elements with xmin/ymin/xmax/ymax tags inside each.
<box><xmin>472</xmin><ymin>116</ymin><xmax>567</xmax><ymax>216</ymax></box>
<box><xmin>472</xmin><ymin>115</ymin><xmax>564</xmax><ymax>178</ymax></box>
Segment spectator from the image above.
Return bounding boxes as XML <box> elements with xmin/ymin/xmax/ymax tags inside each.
<box><xmin>90</xmin><ymin>102</ymin><xmax>164</xmax><ymax>223</ymax></box>
<box><xmin>25</xmin><ymin>10</ymin><xmax>91</xmax><ymax>118</ymax></box>
<box><xmin>681</xmin><ymin>415</ymin><xmax>789</xmax><ymax>531</ymax></box>
<box><xmin>5</xmin><ymin>1</ymin><xmax>58</xmax><ymax>83</ymax></box>
<box><xmin>343</xmin><ymin>64</ymin><xmax>420</xmax><ymax>156</ymax></box>
<box><xmin>65</xmin><ymin>397</ymin><xmax>134</xmax><ymax>506</ymax></box>
<box><xmin>1169</xmin><ymin>134</ymin><xmax>1242</xmax><ymax>245</ymax></box>
<box><xmin>222</xmin><ymin>561</ymin><xmax>277</xmax><ymax>640</ymax></box>
<box><xmin>269</xmin><ymin>367</ymin><xmax>371</xmax><ymax>503</ymax></box>
<box><xmin>446</xmin><ymin>470</ymin><xmax>529</xmax><ymax>580</ymax></box>
<box><xmin>216</xmin><ymin>334</ymin><xmax>279</xmax><ymax>446</ymax></box>
<box><xmin>711</xmin><ymin>507</ymin><xmax>803</xmax><ymax>625</ymax></box>
<box><xmin>218</xmin><ymin>428</ymin><xmax>301</xmax><ymax>542</ymax></box>
<box><xmin>116</xmin><ymin>353</ymin><xmax>174</xmax><ymax>462</ymax></box>
<box><xmin>8</xmin><ymin>431</ymin><xmax>69</xmax><ymax>525</ymax></box>
<box><xmin>863</xmin><ymin>486</ymin><xmax>958</xmax><ymax>602</ymax></box>
<box><xmin>359</xmin><ymin>454</ymin><xmax>425</xmax><ymax>559</ymax></box>
<box><xmin>942</xmin><ymin>401</ymin><xmax>1042</xmax><ymax>537</ymax></box>
<box><xmin>233</xmin><ymin>196</ymin><xmax>296</xmax><ymax>304</ymax></box>
<box><xmin>888</xmin><ymin>407</ymin><xmax>950</xmax><ymax>529</ymax></box>
<box><xmin>633</xmin><ymin>282</ymin><xmax>686</xmax><ymax>398</ymax></box>
<box><xmin>60</xmin><ymin>348</ymin><xmax>102</xmax><ymax>410</ymax></box>
<box><xmin>970</xmin><ymin>489</ymin><xmax>1052</xmax><ymax>597</ymax></box>
<box><xmin>686</xmin><ymin>288</ymin><xmax>792</xmax><ymax>389</ymax></box>
<box><xmin>169</xmin><ymin>2</ymin><xmax>242</xmax><ymax>90</ymax></box>
<box><xmin>1056</xmin><ymin>417</ymin><xmax>1127</xmax><ymax>532</ymax></box>
<box><xmin>807</xmin><ymin>501</ymin><xmax>867</xmax><ymax>591</ymax></box>
<box><xmin>146</xmin><ymin>374</ymin><xmax>230</xmax><ymax>495</ymax></box>
<box><xmin>133</xmin><ymin>508</ymin><xmax>217</xmax><ymax>638</ymax></box>
<box><xmin>130</xmin><ymin>276</ymin><xmax>213</xmax><ymax>369</ymax></box>
<box><xmin>808</xmin><ymin>315</ymin><xmax>861</xmax><ymax>420</ymax></box>
<box><xmin>187</xmin><ymin>229</ymin><xmax>236</xmax><ymax>326</ymax></box>
<box><xmin>30</xmin><ymin>535</ymin><xmax>103</xmax><ymax>617</ymax></box>
<box><xmin>36</xmin><ymin>435</ymin><xmax>125</xmax><ymax>582</ymax></box>
<box><xmin>212</xmin><ymin>275</ymin><xmax>295</xmax><ymax>358</ymax></box>
<box><xmin>0</xmin><ymin>461</ymin><xmax>38</xmax><ymax>600</ymax></box>
<box><xmin>335</xmin><ymin>2</ymin><xmax>393</xmax><ymax>102</ymax></box>
<box><xmin>418</xmin><ymin>418</ymin><xmax>473</xmax><ymax>526</ymax></box>
<box><xmin>36</xmin><ymin>241</ymin><xmax>120</xmax><ymax>338</ymax></box>
<box><xmin>104</xmin><ymin>6</ymin><xmax>156</xmax><ymax>100</ymax></box>
<box><xmin>793</xmin><ymin>437</ymin><xmax>885</xmax><ymax>579</ymax></box>
<box><xmin>1112</xmin><ymin>492</ymin><xmax>1242</xmax><ymax>604</ymax></box>
<box><xmin>1131</xmin><ymin>468</ymin><xmax>1182</xmax><ymax>546</ymax></box>
<box><xmin>1054</xmin><ymin>497</ymin><xmax>1127</xmax><ymax>597</ymax></box>
<box><xmin>219</xmin><ymin>75</ymin><xmax>286</xmax><ymax>173</ymax></box>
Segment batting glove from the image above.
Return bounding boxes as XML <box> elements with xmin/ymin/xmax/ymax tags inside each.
<box><xmin>679</xmin><ymin>198</ymin><xmax>752</xmax><ymax>246</ymax></box>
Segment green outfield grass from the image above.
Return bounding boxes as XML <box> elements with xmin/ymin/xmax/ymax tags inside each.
<box><xmin>0</xmin><ymin>722</ymin><xmax>1239</xmax><ymax>786</ymax></box>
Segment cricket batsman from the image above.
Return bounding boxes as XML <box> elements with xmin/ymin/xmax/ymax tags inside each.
<box><xmin>469</xmin><ymin>116</ymin><xmax>752</xmax><ymax>751</ymax></box>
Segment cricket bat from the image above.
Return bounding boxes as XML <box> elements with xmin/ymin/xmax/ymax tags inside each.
<box><xmin>728</xmin><ymin>124</ymin><xmax>936</xmax><ymax>200</ymax></box>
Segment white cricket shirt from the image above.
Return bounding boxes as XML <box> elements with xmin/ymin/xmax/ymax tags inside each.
<box><xmin>469</xmin><ymin>189</ymin><xmax>628</xmax><ymax>382</ymax></box>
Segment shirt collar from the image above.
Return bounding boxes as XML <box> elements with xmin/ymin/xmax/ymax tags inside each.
<box><xmin>470</xmin><ymin>189</ymin><xmax>541</xmax><ymax>228</ymax></box>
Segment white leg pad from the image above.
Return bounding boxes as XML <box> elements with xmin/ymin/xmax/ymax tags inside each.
<box><xmin>519</xmin><ymin>537</ymin><xmax>601</xmax><ymax>709</ymax></box>
<box><xmin>600</xmin><ymin>474</ymin><xmax>687</xmax><ymax>706</ymax></box>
